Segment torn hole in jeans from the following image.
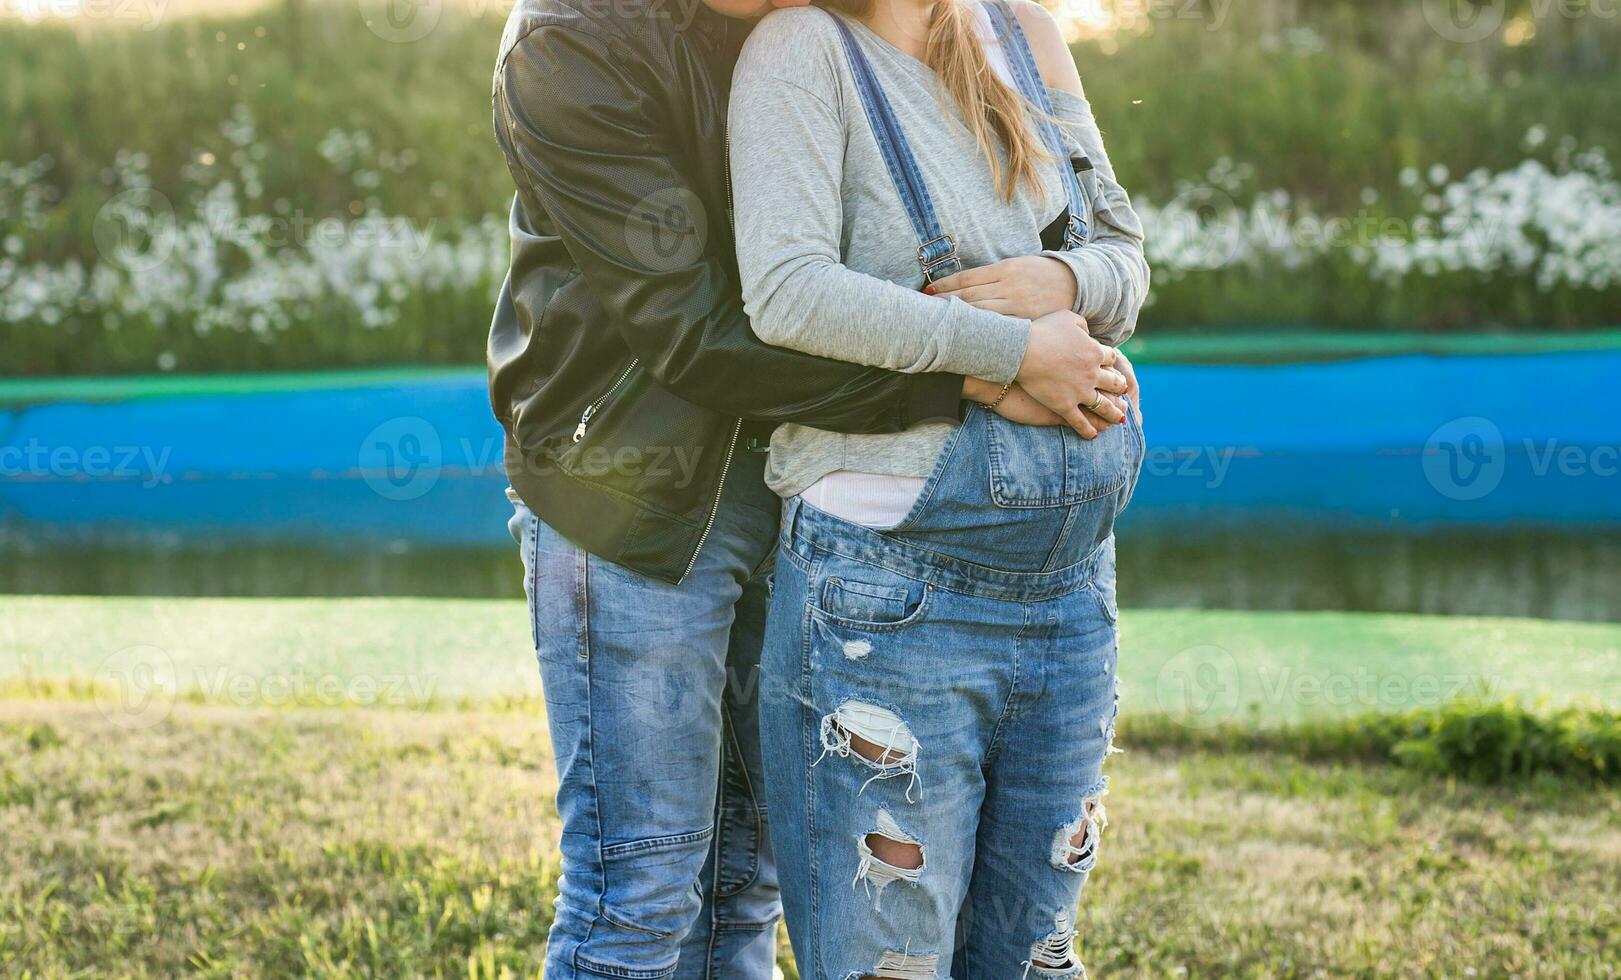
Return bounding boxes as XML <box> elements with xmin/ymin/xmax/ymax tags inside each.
<box><xmin>1052</xmin><ymin>788</ymin><xmax>1108</xmax><ymax>873</ymax></box>
<box><xmin>1021</xmin><ymin>909</ymin><xmax>1083</xmax><ymax>979</ymax></box>
<box><xmin>817</xmin><ymin>701</ymin><xmax>921</xmax><ymax>800</ymax></box>
<box><xmin>847</xmin><ymin>947</ymin><xmax>940</xmax><ymax>980</ymax></box>
<box><xmin>852</xmin><ymin>808</ymin><xmax>924</xmax><ymax>908</ymax></box>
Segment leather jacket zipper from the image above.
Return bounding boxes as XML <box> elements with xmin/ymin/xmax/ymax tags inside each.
<box><xmin>573</xmin><ymin>359</ymin><xmax>639</xmax><ymax>443</ymax></box>
<box><xmin>683</xmin><ymin>418</ymin><xmax>741</xmax><ymax>580</ymax></box>
<box><xmin>724</xmin><ymin>126</ymin><xmax>733</xmax><ymax>226</ymax></box>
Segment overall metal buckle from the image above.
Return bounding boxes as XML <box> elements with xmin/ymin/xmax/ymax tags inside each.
<box><xmin>918</xmin><ymin>234</ymin><xmax>959</xmax><ymax>281</ymax></box>
<box><xmin>1065</xmin><ymin>211</ymin><xmax>1089</xmax><ymax>249</ymax></box>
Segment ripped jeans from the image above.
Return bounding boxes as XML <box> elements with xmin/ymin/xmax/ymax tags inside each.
<box><xmin>508</xmin><ymin>446</ymin><xmax>783</xmax><ymax>979</ymax></box>
<box><xmin>760</xmin><ymin>406</ymin><xmax>1142</xmax><ymax>980</ymax></box>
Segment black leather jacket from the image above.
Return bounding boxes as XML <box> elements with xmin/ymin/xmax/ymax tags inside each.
<box><xmin>489</xmin><ymin>0</ymin><xmax>962</xmax><ymax>583</ymax></box>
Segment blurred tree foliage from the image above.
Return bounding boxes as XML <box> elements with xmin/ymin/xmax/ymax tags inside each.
<box><xmin>1</xmin><ymin>0</ymin><xmax>1617</xmax><ymax>373</ymax></box>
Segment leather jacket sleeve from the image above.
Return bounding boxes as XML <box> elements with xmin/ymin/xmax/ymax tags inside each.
<box><xmin>493</xmin><ymin>22</ymin><xmax>964</xmax><ymax>433</ymax></box>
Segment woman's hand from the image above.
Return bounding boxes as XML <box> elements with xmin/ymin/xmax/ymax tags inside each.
<box><xmin>926</xmin><ymin>256</ymin><xmax>1077</xmax><ymax>319</ymax></box>
<box><xmin>1112</xmin><ymin>348</ymin><xmax>1142</xmax><ymax>419</ymax></box>
<box><xmin>1016</xmin><ymin>311</ymin><xmax>1129</xmax><ymax>438</ymax></box>
<box><xmin>963</xmin><ymin>376</ymin><xmax>1126</xmax><ymax>434</ymax></box>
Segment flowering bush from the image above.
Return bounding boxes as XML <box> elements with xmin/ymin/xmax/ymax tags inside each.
<box><xmin>4</xmin><ymin>1</ymin><xmax>1620</xmax><ymax>375</ymax></box>
<box><xmin>1129</xmin><ymin>132</ymin><xmax>1621</xmax><ymax>331</ymax></box>
<box><xmin>5</xmin><ymin>105</ymin><xmax>1620</xmax><ymax>376</ymax></box>
<box><xmin>2</xmin><ymin>106</ymin><xmax>508</xmax><ymax>375</ymax></box>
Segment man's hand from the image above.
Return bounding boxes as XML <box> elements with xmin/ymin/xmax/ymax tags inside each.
<box><xmin>1017</xmin><ymin>311</ymin><xmax>1129</xmax><ymax>439</ymax></box>
<box><xmin>964</xmin><ymin>378</ymin><xmax>1121</xmax><ymax>430</ymax></box>
<box><xmin>993</xmin><ymin>385</ymin><xmax>1126</xmax><ymax>430</ymax></box>
<box><xmin>926</xmin><ymin>256</ymin><xmax>1077</xmax><ymax>319</ymax></box>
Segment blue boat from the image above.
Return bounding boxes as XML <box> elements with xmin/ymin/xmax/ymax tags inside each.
<box><xmin>3</xmin><ymin>344</ymin><xmax>1618</xmax><ymax>549</ymax></box>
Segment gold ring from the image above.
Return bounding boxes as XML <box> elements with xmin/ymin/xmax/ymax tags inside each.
<box><xmin>1087</xmin><ymin>392</ymin><xmax>1103</xmax><ymax>413</ymax></box>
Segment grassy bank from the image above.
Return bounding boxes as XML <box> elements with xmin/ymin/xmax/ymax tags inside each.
<box><xmin>4</xmin><ymin>596</ymin><xmax>1620</xmax><ymax>975</ymax></box>
<box><xmin>5</xmin><ymin>596</ymin><xmax>1620</xmax><ymax>724</ymax></box>
<box><xmin>2</xmin><ymin>700</ymin><xmax>1618</xmax><ymax>978</ymax></box>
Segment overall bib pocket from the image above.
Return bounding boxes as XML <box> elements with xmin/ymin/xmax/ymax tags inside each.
<box><xmin>985</xmin><ymin>410</ymin><xmax>1136</xmax><ymax>509</ymax></box>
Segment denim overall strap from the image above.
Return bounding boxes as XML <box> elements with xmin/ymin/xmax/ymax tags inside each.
<box><xmin>824</xmin><ymin>11</ymin><xmax>963</xmax><ymax>282</ymax></box>
<box><xmin>982</xmin><ymin>0</ymin><xmax>1089</xmax><ymax>248</ymax></box>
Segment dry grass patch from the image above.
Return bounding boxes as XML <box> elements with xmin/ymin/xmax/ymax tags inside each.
<box><xmin>1</xmin><ymin>701</ymin><xmax>1617</xmax><ymax>978</ymax></box>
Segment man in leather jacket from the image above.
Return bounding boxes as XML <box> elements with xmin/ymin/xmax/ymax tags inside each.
<box><xmin>488</xmin><ymin>0</ymin><xmax>1100</xmax><ymax>974</ymax></box>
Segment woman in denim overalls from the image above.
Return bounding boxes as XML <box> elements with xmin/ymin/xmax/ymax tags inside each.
<box><xmin>730</xmin><ymin>0</ymin><xmax>1148</xmax><ymax>975</ymax></box>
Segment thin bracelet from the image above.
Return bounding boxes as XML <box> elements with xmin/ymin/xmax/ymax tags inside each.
<box><xmin>987</xmin><ymin>382</ymin><xmax>1014</xmax><ymax>410</ymax></box>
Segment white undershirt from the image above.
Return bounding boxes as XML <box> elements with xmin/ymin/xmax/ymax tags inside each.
<box><xmin>801</xmin><ymin>470</ymin><xmax>929</xmax><ymax>529</ymax></box>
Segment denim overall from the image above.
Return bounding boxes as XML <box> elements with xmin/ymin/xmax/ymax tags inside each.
<box><xmin>758</xmin><ymin>5</ymin><xmax>1145</xmax><ymax>978</ymax></box>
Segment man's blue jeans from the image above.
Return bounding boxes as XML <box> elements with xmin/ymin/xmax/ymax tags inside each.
<box><xmin>507</xmin><ymin>450</ymin><xmax>782</xmax><ymax>979</ymax></box>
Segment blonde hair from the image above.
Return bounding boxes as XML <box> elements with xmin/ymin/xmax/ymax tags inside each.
<box><xmin>824</xmin><ymin>0</ymin><xmax>1048</xmax><ymax>202</ymax></box>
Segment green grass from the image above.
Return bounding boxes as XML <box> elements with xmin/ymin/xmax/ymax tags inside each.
<box><xmin>5</xmin><ymin>597</ymin><xmax>1619</xmax><ymax>724</ymax></box>
<box><xmin>1</xmin><ymin>700</ymin><xmax>1617</xmax><ymax>978</ymax></box>
<box><xmin>3</xmin><ymin>596</ymin><xmax>1621</xmax><ymax>976</ymax></box>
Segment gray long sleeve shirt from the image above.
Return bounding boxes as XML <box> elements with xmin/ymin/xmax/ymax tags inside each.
<box><xmin>729</xmin><ymin>5</ymin><xmax>1149</xmax><ymax>499</ymax></box>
